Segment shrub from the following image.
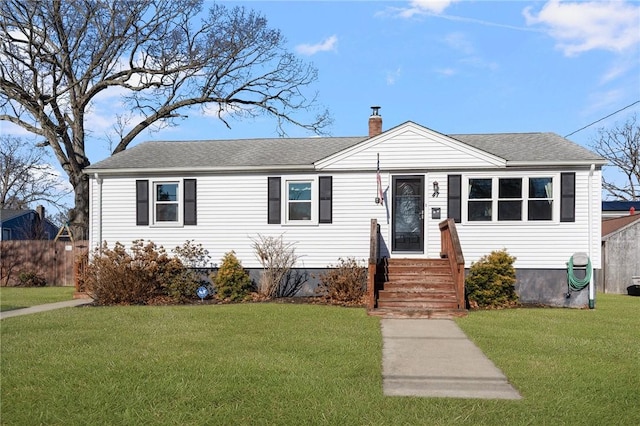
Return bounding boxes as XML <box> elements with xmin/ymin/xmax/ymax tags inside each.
<box><xmin>17</xmin><ymin>271</ymin><xmax>47</xmax><ymax>287</ymax></box>
<box><xmin>213</xmin><ymin>251</ymin><xmax>253</xmax><ymax>302</ymax></box>
<box><xmin>317</xmin><ymin>257</ymin><xmax>367</xmax><ymax>305</ymax></box>
<box><xmin>168</xmin><ymin>241</ymin><xmax>213</xmax><ymax>302</ymax></box>
<box><xmin>83</xmin><ymin>240</ymin><xmax>184</xmax><ymax>305</ymax></box>
<box><xmin>465</xmin><ymin>249</ymin><xmax>518</xmax><ymax>309</ymax></box>
<box><xmin>251</xmin><ymin>234</ymin><xmax>299</xmax><ymax>298</ymax></box>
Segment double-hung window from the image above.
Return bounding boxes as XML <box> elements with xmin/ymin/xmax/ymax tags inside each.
<box><xmin>528</xmin><ymin>177</ymin><xmax>553</xmax><ymax>220</ymax></box>
<box><xmin>498</xmin><ymin>178</ymin><xmax>522</xmax><ymax>221</ymax></box>
<box><xmin>468</xmin><ymin>178</ymin><xmax>492</xmax><ymax>221</ymax></box>
<box><xmin>287</xmin><ymin>180</ymin><xmax>313</xmax><ymax>222</ymax></box>
<box><xmin>154</xmin><ymin>182</ymin><xmax>180</xmax><ymax>223</ymax></box>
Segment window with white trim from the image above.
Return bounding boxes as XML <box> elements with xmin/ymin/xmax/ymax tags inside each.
<box><xmin>528</xmin><ymin>177</ymin><xmax>553</xmax><ymax>221</ymax></box>
<box><xmin>154</xmin><ymin>182</ymin><xmax>179</xmax><ymax>223</ymax></box>
<box><xmin>468</xmin><ymin>178</ymin><xmax>492</xmax><ymax>221</ymax></box>
<box><xmin>466</xmin><ymin>176</ymin><xmax>555</xmax><ymax>222</ymax></box>
<box><xmin>498</xmin><ymin>178</ymin><xmax>522</xmax><ymax>221</ymax></box>
<box><xmin>286</xmin><ymin>180</ymin><xmax>313</xmax><ymax>222</ymax></box>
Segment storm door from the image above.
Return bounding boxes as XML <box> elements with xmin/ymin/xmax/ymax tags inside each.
<box><xmin>392</xmin><ymin>176</ymin><xmax>424</xmax><ymax>252</ymax></box>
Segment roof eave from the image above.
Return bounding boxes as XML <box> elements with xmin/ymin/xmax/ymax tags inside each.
<box><xmin>506</xmin><ymin>160</ymin><xmax>608</xmax><ymax>167</ymax></box>
<box><xmin>84</xmin><ymin>164</ymin><xmax>316</xmax><ymax>176</ymax></box>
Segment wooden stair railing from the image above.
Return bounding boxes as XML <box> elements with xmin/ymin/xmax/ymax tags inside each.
<box><xmin>439</xmin><ymin>218</ymin><xmax>465</xmax><ymax>310</ymax></box>
<box><xmin>367</xmin><ymin>219</ymin><xmax>380</xmax><ymax>310</ymax></box>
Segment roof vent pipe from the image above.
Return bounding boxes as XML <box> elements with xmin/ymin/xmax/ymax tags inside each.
<box><xmin>369</xmin><ymin>106</ymin><xmax>382</xmax><ymax>137</ymax></box>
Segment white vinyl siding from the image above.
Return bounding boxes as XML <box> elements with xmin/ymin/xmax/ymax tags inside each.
<box><xmin>90</xmin><ymin>172</ymin><xmax>388</xmax><ymax>268</ymax></box>
<box><xmin>88</xmin><ymin>168</ymin><xmax>601</xmax><ymax>271</ymax></box>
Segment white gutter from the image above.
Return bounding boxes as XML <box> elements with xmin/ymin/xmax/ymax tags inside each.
<box><xmin>83</xmin><ymin>164</ymin><xmax>316</xmax><ymax>176</ymax></box>
<box><xmin>588</xmin><ymin>164</ymin><xmax>595</xmax><ymax>309</ymax></box>
<box><xmin>94</xmin><ymin>173</ymin><xmax>102</xmax><ymax>251</ymax></box>
<box><xmin>506</xmin><ymin>160</ymin><xmax>608</xmax><ymax>167</ymax></box>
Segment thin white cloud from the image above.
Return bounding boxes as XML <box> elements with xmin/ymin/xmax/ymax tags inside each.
<box><xmin>386</xmin><ymin>67</ymin><xmax>402</xmax><ymax>85</ymax></box>
<box><xmin>295</xmin><ymin>35</ymin><xmax>338</xmax><ymax>56</ymax></box>
<box><xmin>435</xmin><ymin>67</ymin><xmax>457</xmax><ymax>77</ymax></box>
<box><xmin>600</xmin><ymin>59</ymin><xmax>636</xmax><ymax>85</ymax></box>
<box><xmin>440</xmin><ymin>32</ymin><xmax>499</xmax><ymax>72</ymax></box>
<box><xmin>584</xmin><ymin>89</ymin><xmax>626</xmax><ymax>115</ymax></box>
<box><xmin>460</xmin><ymin>56</ymin><xmax>499</xmax><ymax>71</ymax></box>
<box><xmin>443</xmin><ymin>32</ymin><xmax>474</xmax><ymax>55</ymax></box>
<box><xmin>387</xmin><ymin>2</ymin><xmax>539</xmax><ymax>33</ymax></box>
<box><xmin>523</xmin><ymin>0</ymin><xmax>640</xmax><ymax>56</ymax></box>
<box><xmin>396</xmin><ymin>0</ymin><xmax>460</xmax><ymax>17</ymax></box>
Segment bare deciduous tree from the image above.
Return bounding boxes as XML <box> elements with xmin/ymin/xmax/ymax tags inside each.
<box><xmin>590</xmin><ymin>113</ymin><xmax>640</xmax><ymax>201</ymax></box>
<box><xmin>0</xmin><ymin>134</ymin><xmax>70</xmax><ymax>211</ymax></box>
<box><xmin>1</xmin><ymin>0</ymin><xmax>331</xmax><ymax>237</ymax></box>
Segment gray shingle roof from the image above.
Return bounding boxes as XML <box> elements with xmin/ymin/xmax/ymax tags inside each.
<box><xmin>86</xmin><ymin>137</ymin><xmax>367</xmax><ymax>171</ymax></box>
<box><xmin>85</xmin><ymin>124</ymin><xmax>606</xmax><ymax>173</ymax></box>
<box><xmin>448</xmin><ymin>132</ymin><xmax>605</xmax><ymax>163</ymax></box>
<box><xmin>0</xmin><ymin>209</ymin><xmax>27</xmax><ymax>222</ymax></box>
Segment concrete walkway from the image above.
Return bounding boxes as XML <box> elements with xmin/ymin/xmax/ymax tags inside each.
<box><xmin>382</xmin><ymin>318</ymin><xmax>522</xmax><ymax>399</ymax></box>
<box><xmin>0</xmin><ymin>298</ymin><xmax>93</xmax><ymax>320</ymax></box>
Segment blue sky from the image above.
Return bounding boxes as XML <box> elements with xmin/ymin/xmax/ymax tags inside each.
<box><xmin>4</xmin><ymin>0</ymin><xmax>640</xmax><ymax>207</ymax></box>
<box><xmin>160</xmin><ymin>0</ymin><xmax>640</xmax><ymax>146</ymax></box>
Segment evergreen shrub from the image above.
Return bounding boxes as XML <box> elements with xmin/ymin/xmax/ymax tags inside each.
<box><xmin>213</xmin><ymin>251</ymin><xmax>253</xmax><ymax>302</ymax></box>
<box><xmin>17</xmin><ymin>272</ymin><xmax>47</xmax><ymax>287</ymax></box>
<box><xmin>465</xmin><ymin>249</ymin><xmax>518</xmax><ymax>309</ymax></box>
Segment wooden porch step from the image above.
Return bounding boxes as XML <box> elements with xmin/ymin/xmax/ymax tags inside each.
<box><xmin>379</xmin><ymin>289</ymin><xmax>456</xmax><ymax>299</ymax></box>
<box><xmin>382</xmin><ymin>282</ymin><xmax>455</xmax><ymax>292</ymax></box>
<box><xmin>368</xmin><ymin>308</ymin><xmax>468</xmax><ymax>319</ymax></box>
<box><xmin>383</xmin><ymin>275</ymin><xmax>454</xmax><ymax>285</ymax></box>
<box><xmin>372</xmin><ymin>256</ymin><xmax>466</xmax><ymax>315</ymax></box>
<box><xmin>384</xmin><ymin>265</ymin><xmax>452</xmax><ymax>275</ymax></box>
<box><xmin>385</xmin><ymin>259</ymin><xmax>449</xmax><ymax>264</ymax></box>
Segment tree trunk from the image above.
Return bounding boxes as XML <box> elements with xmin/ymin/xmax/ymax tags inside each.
<box><xmin>69</xmin><ymin>173</ymin><xmax>89</xmax><ymax>241</ymax></box>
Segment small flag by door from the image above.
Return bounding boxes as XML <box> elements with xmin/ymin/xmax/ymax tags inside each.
<box><xmin>377</xmin><ymin>153</ymin><xmax>384</xmax><ymax>206</ymax></box>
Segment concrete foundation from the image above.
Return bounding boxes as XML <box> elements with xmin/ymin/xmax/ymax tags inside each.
<box><xmin>203</xmin><ymin>266</ymin><xmax>597</xmax><ymax>307</ymax></box>
<box><xmin>514</xmin><ymin>268</ymin><xmax>596</xmax><ymax>308</ymax></box>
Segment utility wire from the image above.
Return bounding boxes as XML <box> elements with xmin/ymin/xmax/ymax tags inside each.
<box><xmin>564</xmin><ymin>100</ymin><xmax>640</xmax><ymax>138</ymax></box>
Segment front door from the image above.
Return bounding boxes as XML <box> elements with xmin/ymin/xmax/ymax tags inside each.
<box><xmin>392</xmin><ymin>176</ymin><xmax>424</xmax><ymax>252</ymax></box>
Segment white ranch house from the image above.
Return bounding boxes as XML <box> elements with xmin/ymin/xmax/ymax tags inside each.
<box><xmin>85</xmin><ymin>110</ymin><xmax>606</xmax><ymax>311</ymax></box>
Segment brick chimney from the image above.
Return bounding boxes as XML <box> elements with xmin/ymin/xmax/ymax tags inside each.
<box><xmin>368</xmin><ymin>106</ymin><xmax>382</xmax><ymax>137</ymax></box>
<box><xmin>36</xmin><ymin>205</ymin><xmax>45</xmax><ymax>221</ymax></box>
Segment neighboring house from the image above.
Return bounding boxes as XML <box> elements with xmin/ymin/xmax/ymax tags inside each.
<box><xmin>85</xmin><ymin>109</ymin><xmax>607</xmax><ymax>308</ymax></box>
<box><xmin>602</xmin><ymin>201</ymin><xmax>640</xmax><ymax>218</ymax></box>
<box><xmin>599</xmin><ymin>213</ymin><xmax>640</xmax><ymax>294</ymax></box>
<box><xmin>0</xmin><ymin>206</ymin><xmax>58</xmax><ymax>241</ymax></box>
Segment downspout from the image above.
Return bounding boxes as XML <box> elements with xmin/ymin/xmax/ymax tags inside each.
<box><xmin>94</xmin><ymin>173</ymin><xmax>102</xmax><ymax>251</ymax></box>
<box><xmin>588</xmin><ymin>164</ymin><xmax>595</xmax><ymax>309</ymax></box>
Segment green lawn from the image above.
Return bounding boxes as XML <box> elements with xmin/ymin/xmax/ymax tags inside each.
<box><xmin>0</xmin><ymin>286</ymin><xmax>75</xmax><ymax>312</ymax></box>
<box><xmin>1</xmin><ymin>294</ymin><xmax>638</xmax><ymax>425</ymax></box>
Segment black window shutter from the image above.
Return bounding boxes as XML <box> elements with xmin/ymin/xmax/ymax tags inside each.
<box><xmin>136</xmin><ymin>180</ymin><xmax>149</xmax><ymax>226</ymax></box>
<box><xmin>319</xmin><ymin>176</ymin><xmax>332</xmax><ymax>224</ymax></box>
<box><xmin>268</xmin><ymin>177</ymin><xmax>281</xmax><ymax>224</ymax></box>
<box><xmin>560</xmin><ymin>172</ymin><xmax>575</xmax><ymax>222</ymax></box>
<box><xmin>447</xmin><ymin>175</ymin><xmax>462</xmax><ymax>223</ymax></box>
<box><xmin>184</xmin><ymin>179</ymin><xmax>197</xmax><ymax>225</ymax></box>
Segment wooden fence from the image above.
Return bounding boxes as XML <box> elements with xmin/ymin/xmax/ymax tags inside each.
<box><xmin>0</xmin><ymin>240</ymin><xmax>89</xmax><ymax>287</ymax></box>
